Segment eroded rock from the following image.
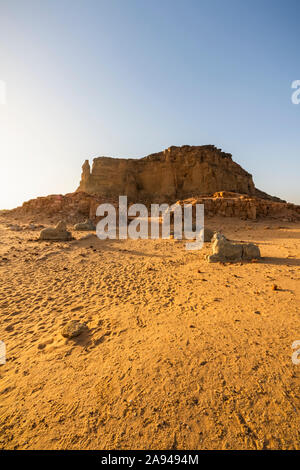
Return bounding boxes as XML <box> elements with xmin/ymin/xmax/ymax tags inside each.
<box><xmin>208</xmin><ymin>232</ymin><xmax>261</xmax><ymax>263</ymax></box>
<box><xmin>77</xmin><ymin>145</ymin><xmax>256</xmax><ymax>199</ymax></box>
<box><xmin>74</xmin><ymin>219</ymin><xmax>96</xmax><ymax>231</ymax></box>
<box><xmin>242</xmin><ymin>243</ymin><xmax>261</xmax><ymax>260</ymax></box>
<box><xmin>3</xmin><ymin>146</ymin><xmax>300</xmax><ymax>224</ymax></box>
<box><xmin>39</xmin><ymin>221</ymin><xmax>73</xmax><ymax>241</ymax></box>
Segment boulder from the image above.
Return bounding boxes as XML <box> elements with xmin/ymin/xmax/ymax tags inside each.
<box><xmin>208</xmin><ymin>233</ymin><xmax>243</xmax><ymax>262</ymax></box>
<box><xmin>208</xmin><ymin>232</ymin><xmax>261</xmax><ymax>263</ymax></box>
<box><xmin>39</xmin><ymin>221</ymin><xmax>73</xmax><ymax>241</ymax></box>
<box><xmin>74</xmin><ymin>219</ymin><xmax>96</xmax><ymax>231</ymax></box>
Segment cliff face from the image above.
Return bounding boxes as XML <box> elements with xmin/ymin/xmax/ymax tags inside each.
<box><xmin>77</xmin><ymin>145</ymin><xmax>256</xmax><ymax>201</ymax></box>
<box><xmin>5</xmin><ymin>145</ymin><xmax>299</xmax><ymax>224</ymax></box>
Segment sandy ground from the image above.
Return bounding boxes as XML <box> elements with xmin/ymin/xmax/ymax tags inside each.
<box><xmin>0</xmin><ymin>214</ymin><xmax>299</xmax><ymax>450</ymax></box>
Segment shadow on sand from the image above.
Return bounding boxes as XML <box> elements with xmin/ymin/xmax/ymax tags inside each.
<box><xmin>259</xmin><ymin>256</ymin><xmax>300</xmax><ymax>267</ymax></box>
<box><xmin>72</xmin><ymin>234</ymin><xmax>171</xmax><ymax>258</ymax></box>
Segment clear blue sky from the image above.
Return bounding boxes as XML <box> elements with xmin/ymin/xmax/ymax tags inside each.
<box><xmin>0</xmin><ymin>0</ymin><xmax>299</xmax><ymax>209</ymax></box>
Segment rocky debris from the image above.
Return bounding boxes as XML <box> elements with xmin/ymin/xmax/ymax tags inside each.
<box><xmin>5</xmin><ymin>192</ymin><xmax>117</xmax><ymax>225</ymax></box>
<box><xmin>207</xmin><ymin>232</ymin><xmax>261</xmax><ymax>263</ymax></box>
<box><xmin>39</xmin><ymin>221</ymin><xmax>73</xmax><ymax>241</ymax></box>
<box><xmin>178</xmin><ymin>194</ymin><xmax>300</xmax><ymax>221</ymax></box>
<box><xmin>61</xmin><ymin>320</ymin><xmax>86</xmax><ymax>339</ymax></box>
<box><xmin>74</xmin><ymin>218</ymin><xmax>96</xmax><ymax>231</ymax></box>
<box><xmin>7</xmin><ymin>223</ymin><xmax>42</xmax><ymax>231</ymax></box>
<box><xmin>8</xmin><ymin>224</ymin><xmax>22</xmax><ymax>231</ymax></box>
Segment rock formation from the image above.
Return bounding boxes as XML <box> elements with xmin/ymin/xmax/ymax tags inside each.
<box><xmin>77</xmin><ymin>145</ymin><xmax>258</xmax><ymax>201</ymax></box>
<box><xmin>5</xmin><ymin>145</ymin><xmax>300</xmax><ymax>223</ymax></box>
<box><xmin>208</xmin><ymin>232</ymin><xmax>261</xmax><ymax>263</ymax></box>
<box><xmin>39</xmin><ymin>221</ymin><xmax>73</xmax><ymax>241</ymax></box>
<box><xmin>6</xmin><ymin>189</ymin><xmax>300</xmax><ymax>224</ymax></box>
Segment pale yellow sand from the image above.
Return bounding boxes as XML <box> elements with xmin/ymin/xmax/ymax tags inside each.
<box><xmin>0</xmin><ymin>215</ymin><xmax>299</xmax><ymax>449</ymax></box>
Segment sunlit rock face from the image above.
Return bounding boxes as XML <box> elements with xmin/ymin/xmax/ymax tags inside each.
<box><xmin>9</xmin><ymin>145</ymin><xmax>299</xmax><ymax>224</ymax></box>
<box><xmin>76</xmin><ymin>145</ymin><xmax>257</xmax><ymax>201</ymax></box>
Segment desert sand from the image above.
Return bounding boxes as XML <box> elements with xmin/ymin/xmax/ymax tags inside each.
<box><xmin>0</xmin><ymin>213</ymin><xmax>299</xmax><ymax>450</ymax></box>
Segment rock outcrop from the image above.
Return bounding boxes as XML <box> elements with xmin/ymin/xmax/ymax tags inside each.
<box><xmin>77</xmin><ymin>145</ymin><xmax>258</xmax><ymax>201</ymax></box>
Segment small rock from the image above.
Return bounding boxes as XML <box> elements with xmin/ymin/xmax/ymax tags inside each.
<box><xmin>62</xmin><ymin>320</ymin><xmax>86</xmax><ymax>339</ymax></box>
<box><xmin>9</xmin><ymin>225</ymin><xmax>22</xmax><ymax>231</ymax></box>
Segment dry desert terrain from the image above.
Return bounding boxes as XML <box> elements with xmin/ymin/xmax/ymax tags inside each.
<box><xmin>0</xmin><ymin>214</ymin><xmax>299</xmax><ymax>449</ymax></box>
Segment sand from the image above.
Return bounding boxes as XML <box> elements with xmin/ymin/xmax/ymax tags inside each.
<box><xmin>0</xmin><ymin>214</ymin><xmax>299</xmax><ymax>450</ymax></box>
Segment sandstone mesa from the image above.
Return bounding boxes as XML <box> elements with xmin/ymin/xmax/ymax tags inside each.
<box><xmin>4</xmin><ymin>145</ymin><xmax>300</xmax><ymax>222</ymax></box>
